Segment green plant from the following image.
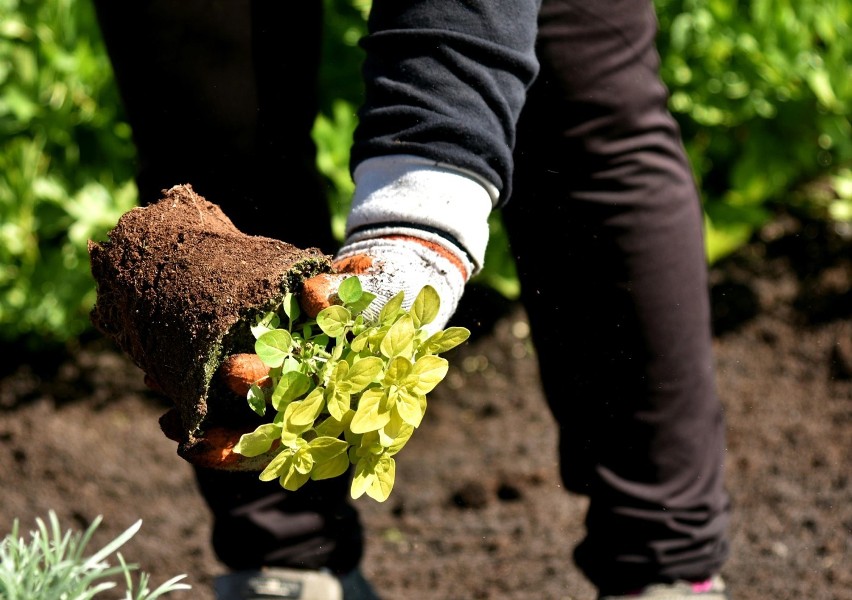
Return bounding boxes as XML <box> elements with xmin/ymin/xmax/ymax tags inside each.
<box><xmin>234</xmin><ymin>280</ymin><xmax>470</xmax><ymax>502</ymax></box>
<box><xmin>0</xmin><ymin>511</ymin><xmax>190</xmax><ymax>599</ymax></box>
<box><xmin>0</xmin><ymin>0</ymin><xmax>138</xmax><ymax>346</ymax></box>
<box><xmin>655</xmin><ymin>0</ymin><xmax>852</xmax><ymax>262</ymax></box>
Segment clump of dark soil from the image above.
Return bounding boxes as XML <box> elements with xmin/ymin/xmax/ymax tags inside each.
<box><xmin>0</xmin><ymin>212</ymin><xmax>849</xmax><ymax>600</ymax></box>
<box><xmin>88</xmin><ymin>184</ymin><xmax>331</xmax><ymax>469</ymax></box>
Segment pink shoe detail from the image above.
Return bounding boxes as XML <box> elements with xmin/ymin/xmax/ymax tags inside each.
<box><xmin>690</xmin><ymin>579</ymin><xmax>715</xmax><ymax>593</ymax></box>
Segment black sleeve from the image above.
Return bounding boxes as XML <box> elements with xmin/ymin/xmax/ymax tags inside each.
<box><xmin>350</xmin><ymin>0</ymin><xmax>541</xmax><ymax>206</ymax></box>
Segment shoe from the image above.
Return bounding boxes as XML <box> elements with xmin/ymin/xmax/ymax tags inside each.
<box><xmin>214</xmin><ymin>567</ymin><xmax>381</xmax><ymax>600</ymax></box>
<box><xmin>599</xmin><ymin>574</ymin><xmax>729</xmax><ymax>599</ymax></box>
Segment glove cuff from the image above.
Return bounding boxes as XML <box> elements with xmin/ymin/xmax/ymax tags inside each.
<box><xmin>334</xmin><ymin>236</ymin><xmax>468</xmax><ymax>333</ymax></box>
<box><xmin>347</xmin><ymin>155</ymin><xmax>494</xmax><ymax>275</ymax></box>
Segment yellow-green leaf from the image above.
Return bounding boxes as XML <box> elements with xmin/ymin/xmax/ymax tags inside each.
<box><xmin>411</xmin><ymin>285</ymin><xmax>440</xmax><ymax>328</ymax></box>
<box><xmin>350</xmin><ymin>329</ymin><xmax>371</xmax><ymax>353</ymax></box>
<box><xmin>234</xmin><ymin>423</ymin><xmax>281</xmax><ymax>457</ymax></box>
<box><xmin>345</xmin><ymin>356</ymin><xmax>383</xmax><ymax>390</ymax></box>
<box><xmin>259</xmin><ymin>450</ymin><xmax>291</xmax><ymax>482</ymax></box>
<box><xmin>378</xmin><ymin>291</ymin><xmax>405</xmax><ymax>324</ymax></box>
<box><xmin>311</xmin><ymin>452</ymin><xmax>351</xmax><ymax>481</ymax></box>
<box><xmin>419</xmin><ymin>327</ymin><xmax>471</xmax><ymax>356</ymax></box>
<box><xmin>350</xmin><ymin>388</ymin><xmax>391</xmax><ymax>434</ymax></box>
<box><xmin>280</xmin><ymin>462</ymin><xmax>311</xmax><ymax>491</ymax></box>
<box><xmin>315</xmin><ymin>414</ymin><xmax>346</xmax><ymax>438</ymax></box>
<box><xmin>383</xmin><ymin>355</ymin><xmax>412</xmax><ymax>385</ymax></box>
<box><xmin>411</xmin><ymin>355</ymin><xmax>449</xmax><ymax>394</ymax></box>
<box><xmin>395</xmin><ymin>389</ymin><xmax>425</xmax><ymax>427</ymax></box>
<box><xmin>293</xmin><ymin>447</ymin><xmax>314</xmax><ymax>475</ymax></box>
<box><xmin>350</xmin><ymin>456</ymin><xmax>375</xmax><ymax>499</ymax></box>
<box><xmin>271</xmin><ymin>370</ymin><xmax>312</xmax><ymax>410</ymax></box>
<box><xmin>317</xmin><ymin>305</ymin><xmax>351</xmax><ymax>337</ymax></box>
<box><xmin>380</xmin><ymin>313</ymin><xmax>415</xmax><ymax>358</ymax></box>
<box><xmin>367</xmin><ymin>455</ymin><xmax>396</xmax><ymax>502</ymax></box>
<box><xmin>379</xmin><ymin>412</ymin><xmax>414</xmax><ymax>454</ymax></box>
<box><xmin>308</xmin><ymin>436</ymin><xmax>349</xmax><ymax>461</ymax></box>
<box><xmin>289</xmin><ymin>388</ymin><xmax>326</xmax><ymax>426</ymax></box>
<box><xmin>280</xmin><ymin>403</ymin><xmax>312</xmax><ymax>446</ymax></box>
<box><xmin>326</xmin><ymin>386</ymin><xmax>352</xmax><ymax>421</ymax></box>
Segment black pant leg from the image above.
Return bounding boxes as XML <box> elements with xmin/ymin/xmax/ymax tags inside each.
<box><xmin>193</xmin><ymin>470</ymin><xmax>363</xmax><ymax>574</ymax></box>
<box><xmin>92</xmin><ymin>0</ymin><xmax>336</xmax><ymax>252</ymax></box>
<box><xmin>507</xmin><ymin>0</ymin><xmax>730</xmax><ymax>591</ymax></box>
<box><xmin>93</xmin><ymin>0</ymin><xmax>362</xmax><ymax>574</ymax></box>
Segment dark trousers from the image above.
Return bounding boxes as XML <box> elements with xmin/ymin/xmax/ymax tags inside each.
<box><xmin>94</xmin><ymin>0</ymin><xmax>730</xmax><ymax>590</ymax></box>
<box><xmin>509</xmin><ymin>1</ymin><xmax>730</xmax><ymax>590</ymax></box>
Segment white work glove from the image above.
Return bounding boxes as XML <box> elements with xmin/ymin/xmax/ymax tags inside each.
<box><xmin>301</xmin><ymin>155</ymin><xmax>497</xmax><ymax>334</ymax></box>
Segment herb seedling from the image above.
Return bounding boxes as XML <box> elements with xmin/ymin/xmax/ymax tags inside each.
<box><xmin>0</xmin><ymin>511</ymin><xmax>190</xmax><ymax>599</ymax></box>
<box><xmin>234</xmin><ymin>279</ymin><xmax>470</xmax><ymax>502</ymax></box>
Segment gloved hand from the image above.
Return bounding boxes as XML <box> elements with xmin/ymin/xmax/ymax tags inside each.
<box><xmin>300</xmin><ymin>234</ymin><xmax>468</xmax><ymax>333</ymax></box>
<box><xmin>301</xmin><ymin>154</ymin><xmax>496</xmax><ymax>334</ymax></box>
<box><xmin>218</xmin><ymin>154</ymin><xmax>496</xmax><ymax>400</ymax></box>
<box><xmin>211</xmin><ymin>234</ymin><xmax>469</xmax><ymax>411</ymax></box>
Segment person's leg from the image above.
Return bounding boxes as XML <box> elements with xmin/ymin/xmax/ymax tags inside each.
<box><xmin>93</xmin><ymin>0</ymin><xmax>362</xmax><ymax>576</ymax></box>
<box><xmin>506</xmin><ymin>0</ymin><xmax>730</xmax><ymax>593</ymax></box>
<box><xmin>194</xmin><ymin>471</ymin><xmax>363</xmax><ymax>574</ymax></box>
<box><xmin>92</xmin><ymin>0</ymin><xmax>335</xmax><ymax>252</ymax></box>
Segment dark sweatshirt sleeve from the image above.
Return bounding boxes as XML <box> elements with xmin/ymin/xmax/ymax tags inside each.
<box><xmin>350</xmin><ymin>0</ymin><xmax>541</xmax><ymax>206</ymax></box>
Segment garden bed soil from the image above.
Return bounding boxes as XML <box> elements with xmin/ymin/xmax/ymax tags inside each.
<box><xmin>1</xmin><ymin>212</ymin><xmax>850</xmax><ymax>600</ymax></box>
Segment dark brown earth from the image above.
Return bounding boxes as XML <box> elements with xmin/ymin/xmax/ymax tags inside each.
<box><xmin>87</xmin><ymin>184</ymin><xmax>332</xmax><ymax>470</ymax></box>
<box><xmin>1</xmin><ymin>212</ymin><xmax>850</xmax><ymax>600</ymax></box>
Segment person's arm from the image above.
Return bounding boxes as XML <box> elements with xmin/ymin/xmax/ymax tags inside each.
<box><xmin>352</xmin><ymin>0</ymin><xmax>541</xmax><ymax>207</ymax></box>
<box><xmin>304</xmin><ymin>1</ymin><xmax>541</xmax><ymax>330</ymax></box>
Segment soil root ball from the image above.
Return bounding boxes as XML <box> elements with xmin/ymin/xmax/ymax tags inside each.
<box><xmin>87</xmin><ymin>184</ymin><xmax>332</xmax><ymax>468</ymax></box>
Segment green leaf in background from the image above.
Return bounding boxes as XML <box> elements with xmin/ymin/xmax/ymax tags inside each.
<box><xmin>655</xmin><ymin>0</ymin><xmax>852</xmax><ymax>262</ymax></box>
<box><xmin>1</xmin><ymin>0</ymin><xmax>138</xmax><ymax>346</ymax></box>
<box><xmin>247</xmin><ymin>383</ymin><xmax>268</xmax><ymax>416</ymax></box>
<box><xmin>251</xmin><ymin>311</ymin><xmax>280</xmax><ymax>339</ymax></box>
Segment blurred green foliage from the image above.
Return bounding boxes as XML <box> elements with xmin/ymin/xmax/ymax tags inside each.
<box><xmin>1</xmin><ymin>0</ymin><xmax>850</xmax><ymax>347</ymax></box>
<box><xmin>656</xmin><ymin>0</ymin><xmax>852</xmax><ymax>260</ymax></box>
<box><xmin>0</xmin><ymin>0</ymin><xmax>136</xmax><ymax>347</ymax></box>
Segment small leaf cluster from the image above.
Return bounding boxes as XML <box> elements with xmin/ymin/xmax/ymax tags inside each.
<box><xmin>234</xmin><ymin>278</ymin><xmax>470</xmax><ymax>502</ymax></box>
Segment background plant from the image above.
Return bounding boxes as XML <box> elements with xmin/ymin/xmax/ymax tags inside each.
<box><xmin>0</xmin><ymin>510</ymin><xmax>190</xmax><ymax>599</ymax></box>
<box><xmin>656</xmin><ymin>0</ymin><xmax>852</xmax><ymax>261</ymax></box>
<box><xmin>0</xmin><ymin>0</ymin><xmax>137</xmax><ymax>347</ymax></box>
<box><xmin>234</xmin><ymin>280</ymin><xmax>470</xmax><ymax>502</ymax></box>
<box><xmin>2</xmin><ymin>0</ymin><xmax>849</xmax><ymax>348</ymax></box>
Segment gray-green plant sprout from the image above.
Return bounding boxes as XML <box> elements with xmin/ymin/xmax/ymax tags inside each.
<box><xmin>0</xmin><ymin>510</ymin><xmax>190</xmax><ymax>599</ymax></box>
<box><xmin>234</xmin><ymin>280</ymin><xmax>470</xmax><ymax>502</ymax></box>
